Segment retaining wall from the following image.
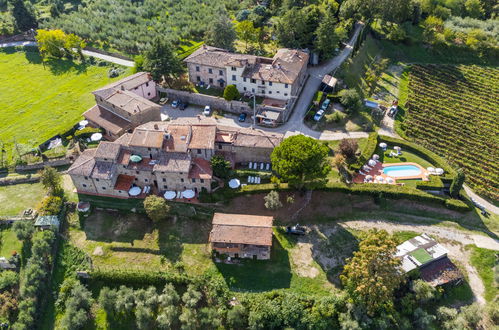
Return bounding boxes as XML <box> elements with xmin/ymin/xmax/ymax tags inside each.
<box><xmin>15</xmin><ymin>158</ymin><xmax>72</xmax><ymax>172</ymax></box>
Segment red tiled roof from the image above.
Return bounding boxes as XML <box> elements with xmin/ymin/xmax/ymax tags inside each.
<box><xmin>209</xmin><ymin>213</ymin><xmax>274</xmax><ymax>246</ymax></box>
<box><xmin>83</xmin><ymin>105</ymin><xmax>131</xmax><ymax>135</ymax></box>
<box><xmin>114</xmin><ymin>174</ymin><xmax>135</xmax><ymax>190</ymax></box>
<box><xmin>188</xmin><ymin>157</ymin><xmax>212</xmax><ymax>179</ymax></box>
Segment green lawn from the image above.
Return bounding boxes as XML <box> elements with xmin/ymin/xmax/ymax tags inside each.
<box><xmin>0</xmin><ymin>227</ymin><xmax>23</xmax><ymax>257</ymax></box>
<box><xmin>469</xmin><ymin>246</ymin><xmax>498</xmax><ymax>302</ymax></box>
<box><xmin>0</xmin><ymin>182</ymin><xmax>46</xmax><ymax>216</ymax></box>
<box><xmin>0</xmin><ymin>48</ymin><xmax>130</xmax><ymax>160</ymax></box>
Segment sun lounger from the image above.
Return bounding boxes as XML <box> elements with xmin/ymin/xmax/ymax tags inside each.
<box><xmin>248</xmin><ymin>176</ymin><xmax>251</xmax><ymax>183</ymax></box>
<box><xmin>257</xmin><ymin>177</ymin><xmax>261</xmax><ymax>184</ymax></box>
<box><xmin>176</xmin><ymin>191</ymin><xmax>181</xmax><ymax>198</ymax></box>
<box><xmin>260</xmin><ymin>163</ymin><xmax>264</xmax><ymax>170</ymax></box>
<box><xmin>249</xmin><ymin>162</ymin><xmax>253</xmax><ymax>169</ymax></box>
<box><xmin>359</xmin><ymin>170</ymin><xmax>367</xmax><ymax>175</ymax></box>
<box><xmin>249</xmin><ymin>176</ymin><xmax>254</xmax><ymax>183</ymax></box>
<box><xmin>266</xmin><ymin>163</ymin><xmax>270</xmax><ymax>171</ymax></box>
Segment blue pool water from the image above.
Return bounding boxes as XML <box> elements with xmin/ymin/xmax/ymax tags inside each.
<box><xmin>383</xmin><ymin>165</ymin><xmax>422</xmax><ymax>178</ymax></box>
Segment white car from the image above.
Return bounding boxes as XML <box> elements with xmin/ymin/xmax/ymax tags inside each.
<box><xmin>203</xmin><ymin>105</ymin><xmax>211</xmax><ymax>116</ymax></box>
<box><xmin>314</xmin><ymin>109</ymin><xmax>325</xmax><ymax>121</ymax></box>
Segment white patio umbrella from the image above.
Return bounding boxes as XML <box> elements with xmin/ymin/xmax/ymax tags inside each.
<box><xmin>79</xmin><ymin>120</ymin><xmax>88</xmax><ymax>126</ymax></box>
<box><xmin>386</xmin><ymin>177</ymin><xmax>395</xmax><ymax>184</ymax></box>
<box><xmin>163</xmin><ymin>191</ymin><xmax>176</xmax><ymax>200</ymax></box>
<box><xmin>394</xmin><ymin>146</ymin><xmax>401</xmax><ymax>152</ymax></box>
<box><xmin>182</xmin><ymin>189</ymin><xmax>195</xmax><ymax>199</ymax></box>
<box><xmin>365</xmin><ymin>175</ymin><xmax>373</xmax><ymax>180</ymax></box>
<box><xmin>90</xmin><ymin>133</ymin><xmax>103</xmax><ymax>142</ymax></box>
<box><xmin>427</xmin><ymin>167</ymin><xmax>435</xmax><ymax>173</ymax></box>
<box><xmin>435</xmin><ymin>168</ymin><xmax>444</xmax><ymax>175</ymax></box>
<box><xmin>228</xmin><ymin>178</ymin><xmax>241</xmax><ymax>189</ymax></box>
<box><xmin>128</xmin><ymin>186</ymin><xmax>141</xmax><ymax>196</ymax></box>
<box><xmin>379</xmin><ymin>142</ymin><xmax>387</xmax><ymax>149</ymax></box>
<box><xmin>368</xmin><ymin>159</ymin><xmax>377</xmax><ymax>167</ymax></box>
<box><xmin>372</xmin><ymin>154</ymin><xmax>380</xmax><ymax>160</ymax></box>
<box><xmin>375</xmin><ymin>176</ymin><xmax>385</xmax><ymax>183</ymax></box>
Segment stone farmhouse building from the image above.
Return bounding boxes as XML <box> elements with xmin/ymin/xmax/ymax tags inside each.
<box><xmin>67</xmin><ymin>118</ymin><xmax>282</xmax><ymax>199</ymax></box>
<box><xmin>184</xmin><ymin>46</ymin><xmax>309</xmax><ymax>102</ymax></box>
<box><xmin>209</xmin><ymin>213</ymin><xmax>274</xmax><ymax>260</ymax></box>
<box><xmin>83</xmin><ymin>72</ymin><xmax>161</xmax><ymax>140</ymax></box>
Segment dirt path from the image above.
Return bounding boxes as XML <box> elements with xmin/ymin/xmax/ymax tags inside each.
<box><xmin>339</xmin><ymin>219</ymin><xmax>494</xmax><ymax>304</ymax></box>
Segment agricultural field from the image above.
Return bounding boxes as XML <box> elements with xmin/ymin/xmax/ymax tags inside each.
<box><xmin>400</xmin><ymin>64</ymin><xmax>499</xmax><ymax>202</ymax></box>
<box><xmin>0</xmin><ymin>48</ymin><xmax>129</xmax><ymax>162</ymax></box>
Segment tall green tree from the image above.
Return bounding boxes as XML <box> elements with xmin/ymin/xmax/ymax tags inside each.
<box><xmin>314</xmin><ymin>12</ymin><xmax>345</xmax><ymax>59</ymax></box>
<box><xmin>271</xmin><ymin>135</ymin><xmax>331</xmax><ymax>189</ymax></box>
<box><xmin>9</xmin><ymin>0</ymin><xmax>37</xmax><ymax>32</ymax></box>
<box><xmin>340</xmin><ymin>230</ymin><xmax>404</xmax><ymax>316</ymax></box>
<box><xmin>143</xmin><ymin>38</ymin><xmax>183</xmax><ymax>82</ymax></box>
<box><xmin>143</xmin><ymin>195</ymin><xmax>171</xmax><ymax>222</ymax></box>
<box><xmin>40</xmin><ymin>166</ymin><xmax>62</xmax><ymax>196</ymax></box>
<box><xmin>223</xmin><ymin>85</ymin><xmax>240</xmax><ymax>101</ymax></box>
<box><xmin>235</xmin><ymin>20</ymin><xmax>260</xmax><ymax>51</ymax></box>
<box><xmin>204</xmin><ymin>15</ymin><xmax>236</xmax><ymax>51</ymax></box>
<box><xmin>340</xmin><ymin>0</ymin><xmax>413</xmax><ymax>23</ymax></box>
<box><xmin>449</xmin><ymin>169</ymin><xmax>465</xmax><ymax>197</ymax></box>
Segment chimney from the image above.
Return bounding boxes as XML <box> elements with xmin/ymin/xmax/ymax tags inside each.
<box><xmin>154</xmin><ymin>124</ymin><xmax>159</xmax><ymax>130</ymax></box>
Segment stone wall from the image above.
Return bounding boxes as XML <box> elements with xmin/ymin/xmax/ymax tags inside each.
<box><xmin>15</xmin><ymin>158</ymin><xmax>72</xmax><ymax>172</ymax></box>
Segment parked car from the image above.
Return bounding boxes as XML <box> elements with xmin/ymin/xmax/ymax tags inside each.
<box><xmin>238</xmin><ymin>113</ymin><xmax>247</xmax><ymax>122</ymax></box>
<box><xmin>313</xmin><ymin>109</ymin><xmax>325</xmax><ymax>121</ymax></box>
<box><xmin>203</xmin><ymin>105</ymin><xmax>211</xmax><ymax>116</ymax></box>
<box><xmin>171</xmin><ymin>100</ymin><xmax>179</xmax><ymax>108</ymax></box>
<box><xmin>261</xmin><ymin>118</ymin><xmax>274</xmax><ymax>126</ymax></box>
<box><xmin>286</xmin><ymin>224</ymin><xmax>306</xmax><ymax>235</ymax></box>
<box><xmin>179</xmin><ymin>102</ymin><xmax>188</xmax><ymax>110</ymax></box>
<box><xmin>388</xmin><ymin>106</ymin><xmax>398</xmax><ymax>117</ymax></box>
<box><xmin>321</xmin><ymin>98</ymin><xmax>331</xmax><ymax>110</ymax></box>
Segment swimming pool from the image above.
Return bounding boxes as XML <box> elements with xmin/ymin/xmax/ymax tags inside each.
<box><xmin>383</xmin><ymin>165</ymin><xmax>422</xmax><ymax>178</ymax></box>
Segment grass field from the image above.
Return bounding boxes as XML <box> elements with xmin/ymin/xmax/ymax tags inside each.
<box><xmin>0</xmin><ymin>182</ymin><xmax>46</xmax><ymax>216</ymax></box>
<box><xmin>399</xmin><ymin>64</ymin><xmax>499</xmax><ymax>202</ymax></box>
<box><xmin>469</xmin><ymin>246</ymin><xmax>498</xmax><ymax>302</ymax></box>
<box><xmin>0</xmin><ymin>227</ymin><xmax>23</xmax><ymax>257</ymax></box>
<box><xmin>0</xmin><ymin>48</ymin><xmax>129</xmax><ymax>160</ymax></box>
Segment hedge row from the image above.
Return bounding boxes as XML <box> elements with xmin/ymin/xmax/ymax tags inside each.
<box><xmin>238</xmin><ymin>182</ymin><xmax>471</xmax><ymax>211</ymax></box>
<box><xmin>89</xmin><ymin>269</ymin><xmax>191</xmax><ymax>288</ymax></box>
<box><xmin>415</xmin><ymin>176</ymin><xmax>444</xmax><ymax>190</ymax></box>
<box><xmin>349</xmin><ymin>132</ymin><xmax>379</xmax><ymax>172</ymax></box>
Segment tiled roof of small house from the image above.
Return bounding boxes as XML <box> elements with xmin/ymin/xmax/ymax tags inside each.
<box><xmin>91</xmin><ymin>161</ymin><xmax>116</xmax><ymax>180</ymax></box>
<box><xmin>154</xmin><ymin>153</ymin><xmax>191</xmax><ymax>173</ymax></box>
<box><xmin>103</xmin><ymin>89</ymin><xmax>159</xmax><ymax>115</ymax></box>
<box><xmin>129</xmin><ymin>128</ymin><xmax>165</xmax><ymax>149</ymax></box>
<box><xmin>188</xmin><ymin>157</ymin><xmax>212</xmax><ymax>179</ymax></box>
<box><xmin>34</xmin><ymin>215</ymin><xmax>60</xmax><ymax>228</ymax></box>
<box><xmin>209</xmin><ymin>213</ymin><xmax>273</xmax><ymax>246</ymax></box>
<box><xmin>67</xmin><ymin>149</ymin><xmax>96</xmax><ymax>177</ymax></box>
<box><xmin>93</xmin><ymin>72</ymin><xmax>153</xmax><ymax>96</ymax></box>
<box><xmin>94</xmin><ymin>141</ymin><xmax>121</xmax><ymax>160</ymax></box>
<box><xmin>189</xmin><ymin>125</ymin><xmax>216</xmax><ymax>149</ymax></box>
<box><xmin>83</xmin><ymin>105</ymin><xmax>131</xmax><ymax>135</ymax></box>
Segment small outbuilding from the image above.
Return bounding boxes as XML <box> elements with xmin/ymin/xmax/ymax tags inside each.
<box><xmin>34</xmin><ymin>215</ymin><xmax>60</xmax><ymax>231</ymax></box>
<box><xmin>209</xmin><ymin>213</ymin><xmax>273</xmax><ymax>260</ymax></box>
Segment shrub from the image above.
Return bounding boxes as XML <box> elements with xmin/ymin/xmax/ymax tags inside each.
<box><xmin>0</xmin><ymin>271</ymin><xmax>19</xmax><ymax>291</ymax></box>
<box><xmin>444</xmin><ymin>199</ymin><xmax>471</xmax><ymax>212</ymax></box>
<box><xmin>38</xmin><ymin>195</ymin><xmax>63</xmax><ymax>215</ymax></box>
<box><xmin>415</xmin><ymin>176</ymin><xmax>444</xmax><ymax>190</ymax></box>
<box><xmin>349</xmin><ymin>132</ymin><xmax>378</xmax><ymax>172</ymax></box>
<box><xmin>338</xmin><ymin>88</ymin><xmax>361</xmax><ymax>113</ymax></box>
<box><xmin>449</xmin><ymin>169</ymin><xmax>465</xmax><ymax>198</ymax></box>
<box><xmin>338</xmin><ymin>139</ymin><xmax>358</xmax><ymax>161</ymax></box>
<box><xmin>264</xmin><ymin>190</ymin><xmax>282</xmax><ymax>210</ymax></box>
<box><xmin>223</xmin><ymin>84</ymin><xmax>240</xmax><ymax>101</ymax></box>
<box><xmin>143</xmin><ymin>195</ymin><xmax>171</xmax><ymax>222</ymax></box>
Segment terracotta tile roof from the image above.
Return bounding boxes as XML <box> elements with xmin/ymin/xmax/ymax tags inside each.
<box><xmin>215</xmin><ymin>132</ymin><xmax>233</xmax><ymax>143</ymax></box>
<box><xmin>114</xmin><ymin>133</ymin><xmax>133</xmax><ymax>146</ymax></box>
<box><xmin>129</xmin><ymin>128</ymin><xmax>165</xmax><ymax>149</ymax></box>
<box><xmin>67</xmin><ymin>149</ymin><xmax>96</xmax><ymax>177</ymax></box>
<box><xmin>94</xmin><ymin>72</ymin><xmax>152</xmax><ymax>96</ymax></box>
<box><xmin>233</xmin><ymin>131</ymin><xmax>282</xmax><ymax>149</ymax></box>
<box><xmin>154</xmin><ymin>153</ymin><xmax>191</xmax><ymax>173</ymax></box>
<box><xmin>126</xmin><ymin>157</ymin><xmax>155</xmax><ymax>171</ymax></box>
<box><xmin>184</xmin><ymin>46</ymin><xmax>257</xmax><ymax>68</ymax></box>
<box><xmin>114</xmin><ymin>174</ymin><xmax>135</xmax><ymax>190</ymax></box>
<box><xmin>91</xmin><ymin>161</ymin><xmax>116</xmax><ymax>180</ymax></box>
<box><xmin>83</xmin><ymin>105</ymin><xmax>131</xmax><ymax>135</ymax></box>
<box><xmin>104</xmin><ymin>89</ymin><xmax>159</xmax><ymax>115</ymax></box>
<box><xmin>163</xmin><ymin>125</ymin><xmax>190</xmax><ymax>152</ymax></box>
<box><xmin>189</xmin><ymin>157</ymin><xmax>212</xmax><ymax>179</ymax></box>
<box><xmin>117</xmin><ymin>149</ymin><xmax>131</xmax><ymax>165</ymax></box>
<box><xmin>209</xmin><ymin>213</ymin><xmax>273</xmax><ymax>246</ymax></box>
<box><xmin>190</xmin><ymin>125</ymin><xmax>216</xmax><ymax>149</ymax></box>
<box><xmin>94</xmin><ymin>141</ymin><xmax>121</xmax><ymax>160</ymax></box>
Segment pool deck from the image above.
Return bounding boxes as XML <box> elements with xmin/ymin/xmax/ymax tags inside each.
<box><xmin>353</xmin><ymin>162</ymin><xmax>429</xmax><ymax>184</ymax></box>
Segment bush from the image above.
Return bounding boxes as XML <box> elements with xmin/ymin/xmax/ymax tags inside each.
<box><xmin>449</xmin><ymin>169</ymin><xmax>465</xmax><ymax>198</ymax></box>
<box><xmin>210</xmin><ymin>155</ymin><xmax>232</xmax><ymax>179</ymax></box>
<box><xmin>338</xmin><ymin>88</ymin><xmax>361</xmax><ymax>113</ymax></box>
<box><xmin>143</xmin><ymin>195</ymin><xmax>171</xmax><ymax>222</ymax></box>
<box><xmin>444</xmin><ymin>199</ymin><xmax>471</xmax><ymax>212</ymax></box>
<box><xmin>223</xmin><ymin>84</ymin><xmax>240</xmax><ymax>101</ymax></box>
<box><xmin>338</xmin><ymin>139</ymin><xmax>358</xmax><ymax>161</ymax></box>
<box><xmin>38</xmin><ymin>195</ymin><xmax>63</xmax><ymax>215</ymax></box>
<box><xmin>0</xmin><ymin>271</ymin><xmax>18</xmax><ymax>291</ymax></box>
<box><xmin>264</xmin><ymin>190</ymin><xmax>282</xmax><ymax>210</ymax></box>
<box><xmin>415</xmin><ymin>176</ymin><xmax>444</xmax><ymax>190</ymax></box>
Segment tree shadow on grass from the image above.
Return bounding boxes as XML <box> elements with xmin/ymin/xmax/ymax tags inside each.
<box><xmin>214</xmin><ymin>237</ymin><xmax>291</xmax><ymax>292</ymax></box>
<box><xmin>43</xmin><ymin>57</ymin><xmax>89</xmax><ymax>75</ymax></box>
<box><xmin>23</xmin><ymin>49</ymin><xmax>43</xmax><ymax>64</ymax></box>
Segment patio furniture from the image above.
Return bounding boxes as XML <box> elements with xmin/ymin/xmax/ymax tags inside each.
<box><xmin>386</xmin><ymin>177</ymin><xmax>395</xmax><ymax>184</ymax></box>
<box><xmin>176</xmin><ymin>191</ymin><xmax>182</xmax><ymax>198</ymax></box>
<box><xmin>249</xmin><ymin>162</ymin><xmax>253</xmax><ymax>169</ymax></box>
<box><xmin>128</xmin><ymin>186</ymin><xmax>141</xmax><ymax>196</ymax></box>
<box><xmin>435</xmin><ymin>168</ymin><xmax>444</xmax><ymax>175</ymax></box>
<box><xmin>90</xmin><ymin>133</ymin><xmax>102</xmax><ymax>142</ymax></box>
<box><xmin>368</xmin><ymin>159</ymin><xmax>377</xmax><ymax>167</ymax></box>
<box><xmin>266</xmin><ymin>163</ymin><xmax>270</xmax><ymax>171</ymax></box>
<box><xmin>363</xmin><ymin>165</ymin><xmax>371</xmax><ymax>171</ymax></box>
<box><xmin>359</xmin><ymin>170</ymin><xmax>367</xmax><ymax>175</ymax></box>
<box><xmin>379</xmin><ymin>142</ymin><xmax>387</xmax><ymax>151</ymax></box>
<box><xmin>372</xmin><ymin>154</ymin><xmax>380</xmax><ymax>160</ymax></box>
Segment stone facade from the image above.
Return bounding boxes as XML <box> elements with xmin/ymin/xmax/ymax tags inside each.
<box><xmin>68</xmin><ymin>119</ymin><xmax>282</xmax><ymax>199</ymax></box>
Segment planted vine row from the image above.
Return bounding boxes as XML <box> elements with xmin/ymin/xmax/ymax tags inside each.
<box><xmin>402</xmin><ymin>64</ymin><xmax>499</xmax><ymax>201</ymax></box>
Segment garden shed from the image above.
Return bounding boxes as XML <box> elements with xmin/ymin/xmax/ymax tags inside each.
<box><xmin>34</xmin><ymin>215</ymin><xmax>60</xmax><ymax>231</ymax></box>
